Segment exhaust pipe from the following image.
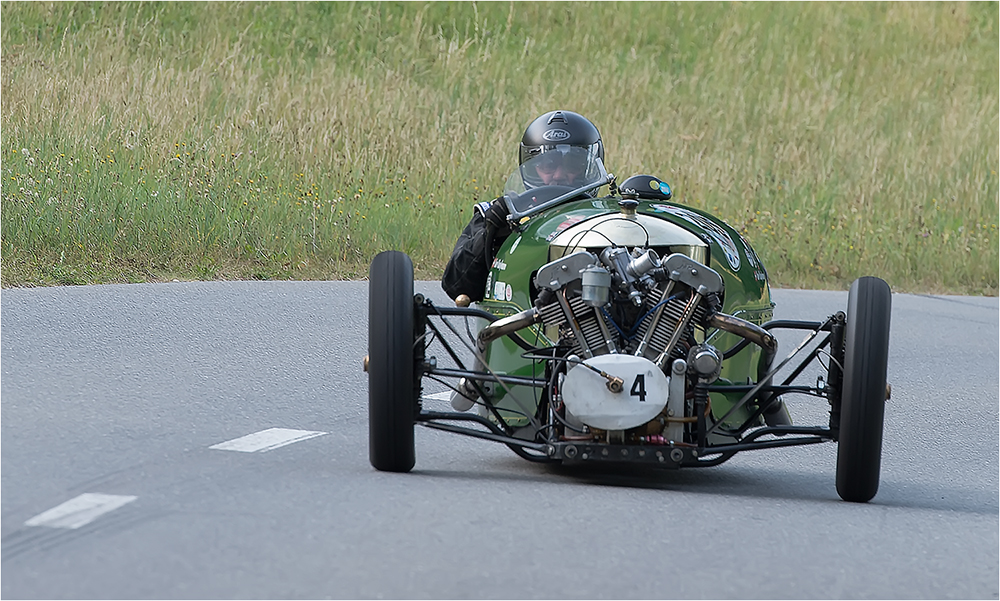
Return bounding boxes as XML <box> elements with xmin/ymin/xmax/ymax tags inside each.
<box><xmin>707</xmin><ymin>313</ymin><xmax>777</xmax><ymax>352</ymax></box>
<box><xmin>477</xmin><ymin>307</ymin><xmax>541</xmax><ymax>346</ymax></box>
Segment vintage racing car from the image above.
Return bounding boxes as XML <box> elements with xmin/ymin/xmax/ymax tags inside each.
<box><xmin>365</xmin><ymin>153</ymin><xmax>892</xmax><ymax>503</ymax></box>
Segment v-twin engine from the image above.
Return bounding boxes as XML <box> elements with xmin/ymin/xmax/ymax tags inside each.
<box><xmin>533</xmin><ymin>249</ymin><xmax>724</xmax><ymax>370</ymax></box>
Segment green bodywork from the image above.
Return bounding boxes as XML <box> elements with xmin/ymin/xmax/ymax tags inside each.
<box><xmin>477</xmin><ymin>196</ymin><xmax>774</xmax><ymax>436</ymax></box>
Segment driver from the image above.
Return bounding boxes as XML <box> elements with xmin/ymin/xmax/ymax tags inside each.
<box><xmin>442</xmin><ymin>110</ymin><xmax>605</xmax><ymax>302</ymax></box>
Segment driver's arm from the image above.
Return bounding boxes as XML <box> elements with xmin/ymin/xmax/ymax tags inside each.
<box><xmin>441</xmin><ymin>198</ymin><xmax>510</xmax><ymax>302</ymax></box>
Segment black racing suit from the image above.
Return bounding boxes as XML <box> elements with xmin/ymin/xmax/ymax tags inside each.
<box><xmin>441</xmin><ymin>198</ymin><xmax>511</xmax><ymax>302</ymax></box>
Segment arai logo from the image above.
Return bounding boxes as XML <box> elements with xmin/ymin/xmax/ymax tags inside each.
<box><xmin>542</xmin><ymin>128</ymin><xmax>571</xmax><ymax>142</ymax></box>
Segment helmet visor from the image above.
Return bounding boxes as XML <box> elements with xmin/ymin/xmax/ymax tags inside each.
<box><xmin>519</xmin><ymin>144</ymin><xmax>602</xmax><ymax>189</ymax></box>
<box><xmin>503</xmin><ymin>144</ymin><xmax>608</xmax><ymax>216</ymax></box>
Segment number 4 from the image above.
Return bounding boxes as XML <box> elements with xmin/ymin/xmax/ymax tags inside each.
<box><xmin>630</xmin><ymin>374</ymin><xmax>647</xmax><ymax>403</ymax></box>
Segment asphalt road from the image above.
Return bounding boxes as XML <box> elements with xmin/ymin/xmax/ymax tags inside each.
<box><xmin>2</xmin><ymin>281</ymin><xmax>997</xmax><ymax>599</ymax></box>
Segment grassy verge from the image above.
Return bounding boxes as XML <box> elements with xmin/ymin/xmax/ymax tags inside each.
<box><xmin>2</xmin><ymin>2</ymin><xmax>997</xmax><ymax>294</ymax></box>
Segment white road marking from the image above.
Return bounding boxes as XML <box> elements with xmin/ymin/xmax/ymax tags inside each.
<box><xmin>209</xmin><ymin>427</ymin><xmax>327</xmax><ymax>453</ymax></box>
<box><xmin>423</xmin><ymin>391</ymin><xmax>452</xmax><ymax>401</ymax></box>
<box><xmin>25</xmin><ymin>493</ymin><xmax>137</xmax><ymax>529</ymax></box>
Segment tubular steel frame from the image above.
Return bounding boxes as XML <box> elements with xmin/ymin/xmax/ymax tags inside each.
<box><xmin>412</xmin><ymin>296</ymin><xmax>846</xmax><ymax>468</ymax></box>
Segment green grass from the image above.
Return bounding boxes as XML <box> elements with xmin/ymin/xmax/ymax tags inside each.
<box><xmin>2</xmin><ymin>1</ymin><xmax>997</xmax><ymax>294</ymax></box>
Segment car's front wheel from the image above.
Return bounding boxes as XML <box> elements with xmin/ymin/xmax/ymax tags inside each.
<box><xmin>836</xmin><ymin>276</ymin><xmax>891</xmax><ymax>502</ymax></box>
<box><xmin>368</xmin><ymin>251</ymin><xmax>417</xmax><ymax>472</ymax></box>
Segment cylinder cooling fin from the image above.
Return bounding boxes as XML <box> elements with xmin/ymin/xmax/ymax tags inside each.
<box><xmin>532</xmin><ymin>247</ymin><xmax>719</xmax><ymax>371</ymax></box>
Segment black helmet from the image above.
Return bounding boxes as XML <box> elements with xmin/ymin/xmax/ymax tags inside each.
<box><xmin>519</xmin><ymin>110</ymin><xmax>604</xmax><ymax>165</ymax></box>
<box><xmin>518</xmin><ymin>110</ymin><xmax>605</xmax><ymax>188</ymax></box>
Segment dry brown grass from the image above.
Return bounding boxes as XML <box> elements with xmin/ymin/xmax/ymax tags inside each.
<box><xmin>2</xmin><ymin>2</ymin><xmax>996</xmax><ymax>293</ymax></box>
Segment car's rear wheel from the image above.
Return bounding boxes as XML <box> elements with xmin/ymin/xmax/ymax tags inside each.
<box><xmin>836</xmin><ymin>276</ymin><xmax>891</xmax><ymax>502</ymax></box>
<box><xmin>368</xmin><ymin>251</ymin><xmax>417</xmax><ymax>472</ymax></box>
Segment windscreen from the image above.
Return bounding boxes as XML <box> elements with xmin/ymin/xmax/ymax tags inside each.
<box><xmin>503</xmin><ymin>148</ymin><xmax>609</xmax><ymax>216</ymax></box>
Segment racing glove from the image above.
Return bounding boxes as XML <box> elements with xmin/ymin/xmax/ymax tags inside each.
<box><xmin>475</xmin><ymin>198</ymin><xmax>511</xmax><ymax>234</ymax></box>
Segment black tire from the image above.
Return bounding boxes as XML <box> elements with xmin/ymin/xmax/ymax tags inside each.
<box><xmin>368</xmin><ymin>251</ymin><xmax>417</xmax><ymax>472</ymax></box>
<box><xmin>836</xmin><ymin>276</ymin><xmax>891</xmax><ymax>502</ymax></box>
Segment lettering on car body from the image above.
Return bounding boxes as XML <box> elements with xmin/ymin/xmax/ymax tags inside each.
<box><xmin>650</xmin><ymin>204</ymin><xmax>741</xmax><ymax>270</ymax></box>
